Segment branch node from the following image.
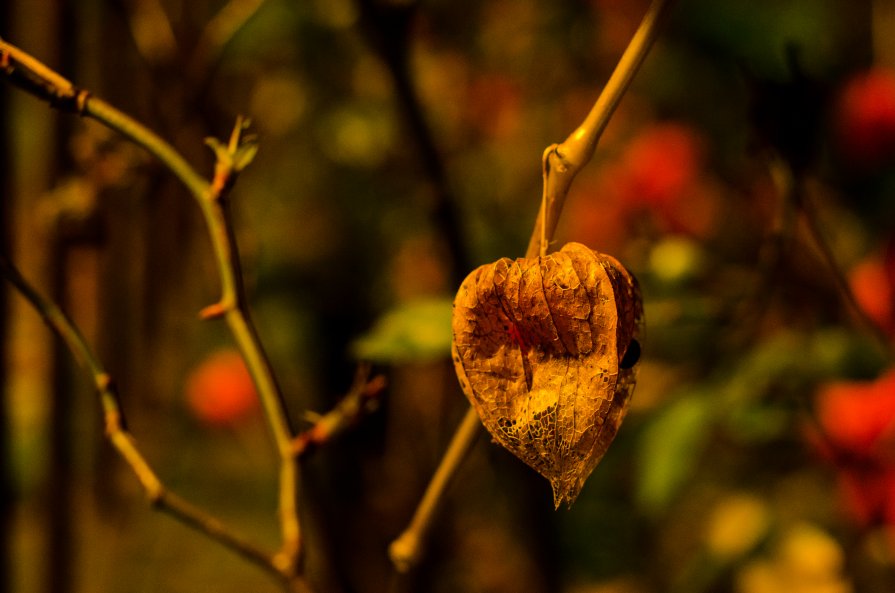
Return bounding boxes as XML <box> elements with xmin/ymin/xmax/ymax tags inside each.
<box><xmin>74</xmin><ymin>88</ymin><xmax>91</xmax><ymax>115</ymax></box>
<box><xmin>104</xmin><ymin>410</ymin><xmax>123</xmax><ymax>437</ymax></box>
<box><xmin>95</xmin><ymin>371</ymin><xmax>113</xmax><ymax>394</ymax></box>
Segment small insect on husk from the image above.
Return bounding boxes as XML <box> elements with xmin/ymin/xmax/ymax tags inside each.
<box><xmin>452</xmin><ymin>242</ymin><xmax>643</xmax><ymax>508</ymax></box>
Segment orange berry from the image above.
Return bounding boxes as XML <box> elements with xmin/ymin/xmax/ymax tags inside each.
<box><xmin>836</xmin><ymin>67</ymin><xmax>895</xmax><ymax>166</ymax></box>
<box><xmin>185</xmin><ymin>349</ymin><xmax>259</xmax><ymax>427</ymax></box>
<box><xmin>620</xmin><ymin>122</ymin><xmax>702</xmax><ymax>209</ymax></box>
<box><xmin>815</xmin><ymin>369</ymin><xmax>895</xmax><ymax>457</ymax></box>
<box><xmin>849</xmin><ymin>256</ymin><xmax>894</xmax><ymax>334</ymax></box>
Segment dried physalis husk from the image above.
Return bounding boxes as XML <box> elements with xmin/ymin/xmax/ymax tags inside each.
<box><xmin>452</xmin><ymin>242</ymin><xmax>643</xmax><ymax>508</ymax></box>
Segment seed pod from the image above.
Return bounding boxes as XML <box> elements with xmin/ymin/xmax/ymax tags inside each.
<box><xmin>451</xmin><ymin>242</ymin><xmax>643</xmax><ymax>508</ymax></box>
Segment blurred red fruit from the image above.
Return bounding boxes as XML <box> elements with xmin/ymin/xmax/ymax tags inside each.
<box><xmin>816</xmin><ymin>371</ymin><xmax>895</xmax><ymax>456</ymax></box>
<box><xmin>836</xmin><ymin>67</ymin><xmax>895</xmax><ymax>166</ymax></box>
<box><xmin>186</xmin><ymin>349</ymin><xmax>259</xmax><ymax>427</ymax></box>
<box><xmin>563</xmin><ymin>121</ymin><xmax>719</xmax><ymax>245</ymax></box>
<box><xmin>836</xmin><ymin>467</ymin><xmax>895</xmax><ymax>528</ymax></box>
<box><xmin>620</xmin><ymin>122</ymin><xmax>719</xmax><ymax>237</ymax></box>
<box><xmin>849</xmin><ymin>255</ymin><xmax>895</xmax><ymax>336</ymax></box>
<box><xmin>812</xmin><ymin>368</ymin><xmax>895</xmax><ymax>527</ymax></box>
<box><xmin>619</xmin><ymin>123</ymin><xmax>702</xmax><ymax>209</ymax></box>
<box><xmin>465</xmin><ymin>74</ymin><xmax>521</xmax><ymax>140</ymax></box>
<box><xmin>563</xmin><ymin>168</ymin><xmax>630</xmax><ymax>253</ymax></box>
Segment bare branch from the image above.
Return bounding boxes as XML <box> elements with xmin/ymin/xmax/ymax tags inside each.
<box><xmin>389</xmin><ymin>0</ymin><xmax>674</xmax><ymax>575</ymax></box>
<box><xmin>388</xmin><ymin>407</ymin><xmax>481</xmax><ymax>573</ymax></box>
<box><xmin>0</xmin><ymin>254</ymin><xmax>281</xmax><ymax>576</ymax></box>
<box><xmin>527</xmin><ymin>0</ymin><xmax>675</xmax><ymax>258</ymax></box>
<box><xmin>291</xmin><ymin>364</ymin><xmax>387</xmax><ymax>459</ymax></box>
<box><xmin>1</xmin><ymin>37</ymin><xmax>306</xmax><ymax>582</ymax></box>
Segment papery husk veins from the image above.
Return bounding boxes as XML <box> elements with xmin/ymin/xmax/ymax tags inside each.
<box><xmin>451</xmin><ymin>242</ymin><xmax>643</xmax><ymax>508</ymax></box>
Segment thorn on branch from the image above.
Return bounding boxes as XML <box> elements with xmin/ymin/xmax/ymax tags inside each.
<box><xmin>95</xmin><ymin>371</ymin><xmax>113</xmax><ymax>394</ymax></box>
<box><xmin>199</xmin><ymin>300</ymin><xmax>230</xmax><ymax>320</ymax></box>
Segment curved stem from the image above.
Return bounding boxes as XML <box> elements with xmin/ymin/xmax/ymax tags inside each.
<box><xmin>526</xmin><ymin>0</ymin><xmax>674</xmax><ymax>257</ymax></box>
<box><xmin>83</xmin><ymin>99</ymin><xmax>210</xmax><ymax>201</ymax></box>
<box><xmin>93</xmin><ymin>70</ymin><xmax>303</xmax><ymax>576</ymax></box>
<box><xmin>207</xmin><ymin>118</ymin><xmax>301</xmax><ymax>568</ymax></box>
<box><xmin>0</xmin><ymin>255</ymin><xmax>280</xmax><ymax>575</ymax></box>
<box><xmin>1</xmin><ymin>37</ymin><xmax>304</xmax><ymax>580</ymax></box>
<box><xmin>188</xmin><ymin>0</ymin><xmax>268</xmax><ymax>83</ymax></box>
<box><xmin>389</xmin><ymin>0</ymin><xmax>674</xmax><ymax>575</ymax></box>
<box><xmin>388</xmin><ymin>407</ymin><xmax>481</xmax><ymax>573</ymax></box>
<box><xmin>795</xmin><ymin>180</ymin><xmax>893</xmax><ymax>356</ymax></box>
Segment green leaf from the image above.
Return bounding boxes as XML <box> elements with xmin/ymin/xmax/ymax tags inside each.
<box><xmin>204</xmin><ymin>137</ymin><xmax>233</xmax><ymax>167</ymax></box>
<box><xmin>636</xmin><ymin>393</ymin><xmax>713</xmax><ymax>516</ymax></box>
<box><xmin>351</xmin><ymin>297</ymin><xmax>453</xmax><ymax>362</ymax></box>
<box><xmin>232</xmin><ymin>140</ymin><xmax>259</xmax><ymax>172</ymax></box>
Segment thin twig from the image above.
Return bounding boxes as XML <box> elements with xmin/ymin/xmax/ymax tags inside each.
<box><xmin>795</xmin><ymin>180</ymin><xmax>893</xmax><ymax>356</ymax></box>
<box><xmin>722</xmin><ymin>156</ymin><xmax>799</xmax><ymax>350</ymax></box>
<box><xmin>291</xmin><ymin>364</ymin><xmax>387</xmax><ymax>458</ymax></box>
<box><xmin>0</xmin><ymin>254</ymin><xmax>281</xmax><ymax>576</ymax></box>
<box><xmin>526</xmin><ymin>0</ymin><xmax>674</xmax><ymax>257</ymax></box>
<box><xmin>1</xmin><ymin>37</ymin><xmax>306</xmax><ymax>582</ymax></box>
<box><xmin>388</xmin><ymin>407</ymin><xmax>481</xmax><ymax>573</ymax></box>
<box><xmin>204</xmin><ymin>117</ymin><xmax>303</xmax><ymax>571</ymax></box>
<box><xmin>387</xmin><ymin>0</ymin><xmax>674</xmax><ymax>574</ymax></box>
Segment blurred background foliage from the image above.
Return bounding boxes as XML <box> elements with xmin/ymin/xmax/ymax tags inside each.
<box><xmin>3</xmin><ymin>0</ymin><xmax>895</xmax><ymax>592</ymax></box>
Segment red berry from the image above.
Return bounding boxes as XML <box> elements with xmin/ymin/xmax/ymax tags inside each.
<box><xmin>812</xmin><ymin>368</ymin><xmax>895</xmax><ymax>528</ymax></box>
<box><xmin>619</xmin><ymin>122</ymin><xmax>702</xmax><ymax>209</ymax></box>
<box><xmin>849</xmin><ymin>256</ymin><xmax>894</xmax><ymax>335</ymax></box>
<box><xmin>185</xmin><ymin>349</ymin><xmax>259</xmax><ymax>427</ymax></box>
<box><xmin>836</xmin><ymin>67</ymin><xmax>895</xmax><ymax>166</ymax></box>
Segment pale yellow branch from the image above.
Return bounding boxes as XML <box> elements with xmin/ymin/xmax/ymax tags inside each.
<box><xmin>527</xmin><ymin>0</ymin><xmax>674</xmax><ymax>258</ymax></box>
<box><xmin>388</xmin><ymin>407</ymin><xmax>481</xmax><ymax>572</ymax></box>
<box><xmin>0</xmin><ymin>255</ymin><xmax>282</xmax><ymax>577</ymax></box>
<box><xmin>205</xmin><ymin>116</ymin><xmax>303</xmax><ymax>571</ymax></box>
<box><xmin>390</xmin><ymin>0</ymin><xmax>674</xmax><ymax>576</ymax></box>
<box><xmin>1</xmin><ymin>38</ymin><xmax>306</xmax><ymax>586</ymax></box>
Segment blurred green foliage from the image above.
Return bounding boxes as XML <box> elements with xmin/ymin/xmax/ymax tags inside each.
<box><xmin>351</xmin><ymin>297</ymin><xmax>453</xmax><ymax>361</ymax></box>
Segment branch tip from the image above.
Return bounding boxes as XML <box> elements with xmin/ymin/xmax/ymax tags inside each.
<box><xmin>388</xmin><ymin>531</ymin><xmax>420</xmax><ymax>574</ymax></box>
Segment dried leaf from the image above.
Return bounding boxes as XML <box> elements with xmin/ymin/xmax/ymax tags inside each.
<box><xmin>452</xmin><ymin>242</ymin><xmax>643</xmax><ymax>508</ymax></box>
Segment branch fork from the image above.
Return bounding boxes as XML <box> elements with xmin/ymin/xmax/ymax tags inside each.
<box><xmin>0</xmin><ymin>37</ymin><xmax>308</xmax><ymax>590</ymax></box>
<box><xmin>389</xmin><ymin>0</ymin><xmax>674</xmax><ymax>576</ymax></box>
<box><xmin>2</xmin><ymin>0</ymin><xmax>675</xmax><ymax>584</ymax></box>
